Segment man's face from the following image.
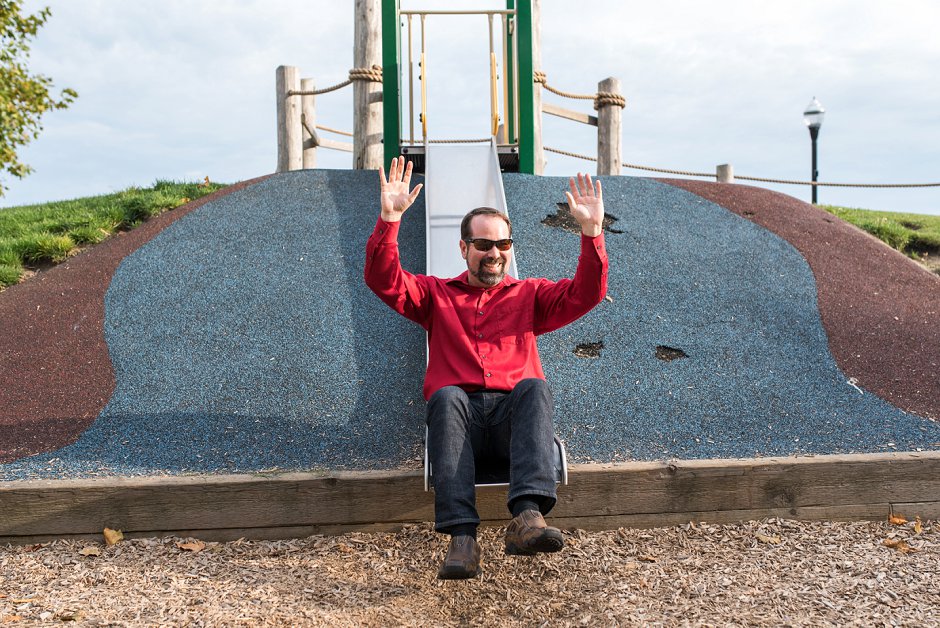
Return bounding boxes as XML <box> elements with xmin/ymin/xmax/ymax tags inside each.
<box><xmin>460</xmin><ymin>214</ymin><xmax>512</xmax><ymax>288</ymax></box>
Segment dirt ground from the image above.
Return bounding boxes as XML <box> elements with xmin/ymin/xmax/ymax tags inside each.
<box><xmin>2</xmin><ymin>517</ymin><xmax>938</xmax><ymax>627</ymax></box>
<box><xmin>919</xmin><ymin>252</ymin><xmax>940</xmax><ymax>276</ymax></box>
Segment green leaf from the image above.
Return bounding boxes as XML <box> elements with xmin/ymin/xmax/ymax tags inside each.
<box><xmin>0</xmin><ymin>0</ymin><xmax>76</xmax><ymax>196</ymax></box>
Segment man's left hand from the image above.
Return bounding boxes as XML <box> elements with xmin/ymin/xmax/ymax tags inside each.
<box><xmin>566</xmin><ymin>173</ymin><xmax>604</xmax><ymax>237</ymax></box>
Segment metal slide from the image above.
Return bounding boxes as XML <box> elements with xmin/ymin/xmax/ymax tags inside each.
<box><xmin>422</xmin><ymin>140</ymin><xmax>568</xmax><ymax>492</ymax></box>
<box><xmin>424</xmin><ymin>139</ymin><xmax>518</xmax><ymax>280</ymax></box>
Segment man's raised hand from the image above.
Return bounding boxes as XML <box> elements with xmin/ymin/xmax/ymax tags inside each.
<box><xmin>565</xmin><ymin>173</ymin><xmax>604</xmax><ymax>238</ymax></box>
<box><xmin>380</xmin><ymin>156</ymin><xmax>423</xmax><ymax>222</ymax></box>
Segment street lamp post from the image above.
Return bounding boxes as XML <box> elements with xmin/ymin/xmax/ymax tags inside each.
<box><xmin>803</xmin><ymin>97</ymin><xmax>825</xmax><ymax>204</ymax></box>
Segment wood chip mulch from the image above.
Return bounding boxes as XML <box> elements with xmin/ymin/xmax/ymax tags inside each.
<box><xmin>2</xmin><ymin>517</ymin><xmax>938</xmax><ymax>626</ymax></box>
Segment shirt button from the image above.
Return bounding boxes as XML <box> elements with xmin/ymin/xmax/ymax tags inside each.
<box><xmin>486</xmin><ymin>372</ymin><xmax>492</xmax><ymax>377</ymax></box>
<box><xmin>477</xmin><ymin>333</ymin><xmax>483</xmax><ymax>338</ymax></box>
<box><xmin>478</xmin><ymin>311</ymin><xmax>484</xmax><ymax>316</ymax></box>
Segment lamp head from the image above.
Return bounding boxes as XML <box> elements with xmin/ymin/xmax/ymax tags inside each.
<box><xmin>803</xmin><ymin>96</ymin><xmax>825</xmax><ymax>130</ymax></box>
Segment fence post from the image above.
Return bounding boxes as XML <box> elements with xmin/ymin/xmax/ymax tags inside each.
<box><xmin>716</xmin><ymin>163</ymin><xmax>734</xmax><ymax>183</ymax></box>
<box><xmin>276</xmin><ymin>65</ymin><xmax>302</xmax><ymax>172</ymax></box>
<box><xmin>354</xmin><ymin>0</ymin><xmax>383</xmax><ymax>170</ymax></box>
<box><xmin>596</xmin><ymin>76</ymin><xmax>622</xmax><ymax>176</ymax></box>
<box><xmin>301</xmin><ymin>78</ymin><xmax>317</xmax><ymax>169</ymax></box>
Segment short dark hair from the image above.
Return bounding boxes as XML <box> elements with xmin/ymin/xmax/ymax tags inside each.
<box><xmin>460</xmin><ymin>207</ymin><xmax>513</xmax><ymax>240</ymax></box>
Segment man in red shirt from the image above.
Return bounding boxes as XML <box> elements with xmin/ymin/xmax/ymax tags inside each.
<box><xmin>365</xmin><ymin>156</ymin><xmax>608</xmax><ymax>579</ymax></box>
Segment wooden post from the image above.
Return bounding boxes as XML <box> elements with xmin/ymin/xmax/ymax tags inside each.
<box><xmin>276</xmin><ymin>65</ymin><xmax>302</xmax><ymax>172</ymax></box>
<box><xmin>530</xmin><ymin>0</ymin><xmax>544</xmax><ymax>174</ymax></box>
<box><xmin>301</xmin><ymin>78</ymin><xmax>317</xmax><ymax>169</ymax></box>
<box><xmin>717</xmin><ymin>163</ymin><xmax>734</xmax><ymax>183</ymax></box>
<box><xmin>354</xmin><ymin>0</ymin><xmax>383</xmax><ymax>170</ymax></box>
<box><xmin>596</xmin><ymin>76</ymin><xmax>622</xmax><ymax>176</ymax></box>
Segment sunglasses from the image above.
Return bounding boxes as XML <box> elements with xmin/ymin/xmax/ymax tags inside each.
<box><xmin>464</xmin><ymin>238</ymin><xmax>514</xmax><ymax>252</ymax></box>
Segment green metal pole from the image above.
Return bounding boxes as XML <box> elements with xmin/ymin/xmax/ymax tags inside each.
<box><xmin>515</xmin><ymin>0</ymin><xmax>535</xmax><ymax>174</ymax></box>
<box><xmin>505</xmin><ymin>0</ymin><xmax>517</xmax><ymax>145</ymax></box>
<box><xmin>382</xmin><ymin>0</ymin><xmax>401</xmax><ymax>169</ymax></box>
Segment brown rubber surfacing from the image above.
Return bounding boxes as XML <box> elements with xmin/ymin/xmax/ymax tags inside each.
<box><xmin>659</xmin><ymin>179</ymin><xmax>940</xmax><ymax>420</ymax></box>
<box><xmin>0</xmin><ymin>177</ymin><xmax>270</xmax><ymax>463</ymax></box>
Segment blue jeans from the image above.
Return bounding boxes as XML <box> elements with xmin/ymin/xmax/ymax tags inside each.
<box><xmin>426</xmin><ymin>378</ymin><xmax>558</xmax><ymax>532</ymax></box>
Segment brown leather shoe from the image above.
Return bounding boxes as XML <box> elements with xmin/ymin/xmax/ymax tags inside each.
<box><xmin>437</xmin><ymin>535</ymin><xmax>482</xmax><ymax>580</ymax></box>
<box><xmin>504</xmin><ymin>510</ymin><xmax>565</xmax><ymax>555</ymax></box>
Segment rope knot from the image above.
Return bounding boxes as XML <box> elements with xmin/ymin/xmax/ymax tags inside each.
<box><xmin>594</xmin><ymin>92</ymin><xmax>626</xmax><ymax>110</ymax></box>
<box><xmin>533</xmin><ymin>70</ymin><xmax>547</xmax><ymax>84</ymax></box>
<box><xmin>349</xmin><ymin>65</ymin><xmax>383</xmax><ymax>83</ymax></box>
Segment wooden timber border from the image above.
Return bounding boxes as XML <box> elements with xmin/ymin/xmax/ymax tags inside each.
<box><xmin>2</xmin><ymin>451</ymin><xmax>939</xmax><ymax>545</ymax></box>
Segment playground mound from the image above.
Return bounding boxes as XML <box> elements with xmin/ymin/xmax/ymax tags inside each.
<box><xmin>1</xmin><ymin>170</ymin><xmax>938</xmax><ymax>482</ymax></box>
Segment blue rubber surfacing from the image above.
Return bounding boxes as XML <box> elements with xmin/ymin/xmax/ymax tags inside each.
<box><xmin>2</xmin><ymin>170</ymin><xmax>938</xmax><ymax>480</ymax></box>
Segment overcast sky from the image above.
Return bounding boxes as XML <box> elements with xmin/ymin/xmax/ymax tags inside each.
<box><xmin>4</xmin><ymin>0</ymin><xmax>939</xmax><ymax>215</ymax></box>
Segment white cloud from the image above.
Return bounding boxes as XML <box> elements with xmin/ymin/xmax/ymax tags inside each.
<box><xmin>4</xmin><ymin>0</ymin><xmax>938</xmax><ymax>214</ymax></box>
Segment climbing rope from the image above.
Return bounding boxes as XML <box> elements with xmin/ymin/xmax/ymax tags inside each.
<box><xmin>544</xmin><ymin>147</ymin><xmax>712</xmax><ymax>177</ymax></box>
<box><xmin>543</xmin><ymin>147</ymin><xmax>940</xmax><ymax>187</ymax></box>
<box><xmin>594</xmin><ymin>92</ymin><xmax>627</xmax><ymax>109</ymax></box>
<box><xmin>534</xmin><ymin>71</ymin><xmax>592</xmax><ymax>100</ymax></box>
<box><xmin>534</xmin><ymin>71</ymin><xmax>626</xmax><ymax>111</ymax></box>
<box><xmin>288</xmin><ymin>65</ymin><xmax>383</xmax><ymax>97</ymax></box>
<box><xmin>347</xmin><ymin>65</ymin><xmax>384</xmax><ymax>83</ymax></box>
<box><xmin>288</xmin><ymin>79</ymin><xmax>351</xmax><ymax>97</ymax></box>
<box><xmin>284</xmin><ymin>65</ymin><xmax>937</xmax><ymax>189</ymax></box>
<box><xmin>733</xmin><ymin>175</ymin><xmax>940</xmax><ymax>188</ymax></box>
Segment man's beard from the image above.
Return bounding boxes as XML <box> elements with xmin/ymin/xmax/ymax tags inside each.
<box><xmin>470</xmin><ymin>258</ymin><xmax>505</xmax><ymax>287</ymax></box>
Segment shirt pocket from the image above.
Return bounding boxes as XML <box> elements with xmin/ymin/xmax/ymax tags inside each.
<box><xmin>496</xmin><ymin>304</ymin><xmax>535</xmax><ymax>345</ymax></box>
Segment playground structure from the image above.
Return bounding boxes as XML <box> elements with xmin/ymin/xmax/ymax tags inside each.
<box><xmin>274</xmin><ymin>1</ymin><xmax>940</xmax><ymax>197</ymax></box>
<box><xmin>275</xmin><ymin>0</ymin><xmax>625</xmax><ymax>177</ymax></box>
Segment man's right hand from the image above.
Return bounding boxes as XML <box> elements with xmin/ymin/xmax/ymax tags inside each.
<box><xmin>380</xmin><ymin>156</ymin><xmax>423</xmax><ymax>222</ymax></box>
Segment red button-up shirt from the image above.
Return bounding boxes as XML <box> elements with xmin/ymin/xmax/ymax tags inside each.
<box><xmin>365</xmin><ymin>217</ymin><xmax>608</xmax><ymax>399</ymax></box>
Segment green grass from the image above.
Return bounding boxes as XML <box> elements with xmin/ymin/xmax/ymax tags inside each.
<box><xmin>820</xmin><ymin>205</ymin><xmax>940</xmax><ymax>259</ymax></box>
<box><xmin>0</xmin><ymin>179</ymin><xmax>226</xmax><ymax>288</ymax></box>
<box><xmin>2</xmin><ymin>185</ymin><xmax>936</xmax><ymax>290</ymax></box>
